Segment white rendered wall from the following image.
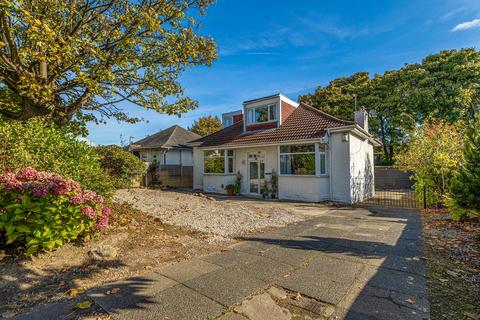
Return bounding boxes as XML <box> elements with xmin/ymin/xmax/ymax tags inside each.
<box><xmin>203</xmin><ymin>174</ymin><xmax>236</xmax><ymax>193</ymax></box>
<box><xmin>165</xmin><ymin>149</ymin><xmax>180</xmax><ymax>165</ymax></box>
<box><xmin>349</xmin><ymin>134</ymin><xmax>375</xmax><ymax>202</ymax></box>
<box><xmin>278</xmin><ymin>176</ymin><xmax>330</xmax><ymax>202</ymax></box>
<box><xmin>329</xmin><ymin>132</ymin><xmax>352</xmax><ymax>203</ymax></box>
<box><xmin>193</xmin><ymin>147</ymin><xmax>204</xmax><ymax>190</ymax></box>
<box><xmin>180</xmin><ymin>149</ymin><xmax>193</xmax><ymax>166</ymax></box>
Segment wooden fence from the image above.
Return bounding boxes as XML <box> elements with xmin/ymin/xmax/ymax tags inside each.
<box><xmin>146</xmin><ymin>165</ymin><xmax>193</xmax><ymax>188</ymax></box>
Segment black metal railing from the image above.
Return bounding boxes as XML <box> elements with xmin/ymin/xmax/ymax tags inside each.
<box><xmin>361</xmin><ymin>189</ymin><xmax>419</xmax><ymax>209</ymax></box>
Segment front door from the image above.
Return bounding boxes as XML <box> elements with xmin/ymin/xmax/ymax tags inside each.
<box><xmin>248</xmin><ymin>152</ymin><xmax>265</xmax><ymax>194</ymax></box>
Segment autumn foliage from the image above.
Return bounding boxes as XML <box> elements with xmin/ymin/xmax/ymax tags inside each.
<box><xmin>395</xmin><ymin>120</ymin><xmax>464</xmax><ymax>207</ymax></box>
<box><xmin>189</xmin><ymin>115</ymin><xmax>222</xmax><ymax>137</ymax></box>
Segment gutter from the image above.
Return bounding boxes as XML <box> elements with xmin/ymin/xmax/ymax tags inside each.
<box><xmin>327</xmin><ymin>124</ymin><xmax>382</xmax><ymax>147</ymax></box>
<box><xmin>193</xmin><ymin>138</ymin><xmax>325</xmax><ymax>150</ymax></box>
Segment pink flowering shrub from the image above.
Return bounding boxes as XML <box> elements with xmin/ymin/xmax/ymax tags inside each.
<box><xmin>0</xmin><ymin>168</ymin><xmax>111</xmax><ymax>255</ymax></box>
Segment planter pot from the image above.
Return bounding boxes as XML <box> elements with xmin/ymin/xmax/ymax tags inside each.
<box><xmin>226</xmin><ymin>189</ymin><xmax>235</xmax><ymax>196</ymax></box>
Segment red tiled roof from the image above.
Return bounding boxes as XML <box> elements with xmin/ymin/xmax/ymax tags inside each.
<box><xmin>191</xmin><ymin>103</ymin><xmax>353</xmax><ymax>147</ymax></box>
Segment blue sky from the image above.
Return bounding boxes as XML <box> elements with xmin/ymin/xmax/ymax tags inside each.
<box><xmin>87</xmin><ymin>0</ymin><xmax>480</xmax><ymax>145</ymax></box>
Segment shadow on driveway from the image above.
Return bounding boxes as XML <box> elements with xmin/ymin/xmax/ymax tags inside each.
<box><xmin>238</xmin><ymin>206</ymin><xmax>429</xmax><ymax>320</ymax></box>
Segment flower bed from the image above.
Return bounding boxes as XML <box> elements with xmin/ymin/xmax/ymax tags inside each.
<box><xmin>0</xmin><ymin>168</ymin><xmax>110</xmax><ymax>255</ymax></box>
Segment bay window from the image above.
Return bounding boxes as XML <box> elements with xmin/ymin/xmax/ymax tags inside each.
<box><xmin>246</xmin><ymin>104</ymin><xmax>277</xmax><ymax>124</ymax></box>
<box><xmin>279</xmin><ymin>144</ymin><xmax>327</xmax><ymax>175</ymax></box>
<box><xmin>204</xmin><ymin>149</ymin><xmax>234</xmax><ymax>174</ymax></box>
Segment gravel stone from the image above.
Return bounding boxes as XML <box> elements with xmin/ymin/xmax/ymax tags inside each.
<box><xmin>114</xmin><ymin>189</ymin><xmax>305</xmax><ymax>242</ymax></box>
<box><xmin>88</xmin><ymin>245</ymin><xmax>118</xmax><ymax>260</ymax></box>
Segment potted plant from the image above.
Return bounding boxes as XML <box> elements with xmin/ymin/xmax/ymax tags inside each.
<box><xmin>270</xmin><ymin>170</ymin><xmax>278</xmax><ymax>199</ymax></box>
<box><xmin>234</xmin><ymin>171</ymin><xmax>242</xmax><ymax>195</ymax></box>
<box><xmin>261</xmin><ymin>180</ymin><xmax>269</xmax><ymax>199</ymax></box>
<box><xmin>225</xmin><ymin>184</ymin><xmax>235</xmax><ymax>196</ymax></box>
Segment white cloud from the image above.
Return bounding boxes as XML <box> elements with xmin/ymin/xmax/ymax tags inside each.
<box><xmin>452</xmin><ymin>18</ymin><xmax>480</xmax><ymax>31</ymax></box>
<box><xmin>77</xmin><ymin>136</ymin><xmax>98</xmax><ymax>147</ymax></box>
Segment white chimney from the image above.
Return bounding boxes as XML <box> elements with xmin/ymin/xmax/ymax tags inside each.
<box><xmin>355</xmin><ymin>108</ymin><xmax>368</xmax><ymax>132</ymax></box>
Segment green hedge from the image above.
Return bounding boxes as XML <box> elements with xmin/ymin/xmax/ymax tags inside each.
<box><xmin>96</xmin><ymin>145</ymin><xmax>145</xmax><ymax>189</ymax></box>
<box><xmin>0</xmin><ymin>119</ymin><xmax>113</xmax><ymax>196</ymax></box>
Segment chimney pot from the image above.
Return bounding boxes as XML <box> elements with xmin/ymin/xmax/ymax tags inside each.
<box><xmin>355</xmin><ymin>108</ymin><xmax>368</xmax><ymax>132</ymax></box>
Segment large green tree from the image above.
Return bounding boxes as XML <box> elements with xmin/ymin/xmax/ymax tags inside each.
<box><xmin>188</xmin><ymin>115</ymin><xmax>221</xmax><ymax>136</ymax></box>
<box><xmin>0</xmin><ymin>0</ymin><xmax>217</xmax><ymax>125</ymax></box>
<box><xmin>299</xmin><ymin>48</ymin><xmax>480</xmax><ymax>161</ymax></box>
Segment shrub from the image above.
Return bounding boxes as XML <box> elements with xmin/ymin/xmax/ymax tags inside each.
<box><xmin>0</xmin><ymin>168</ymin><xmax>111</xmax><ymax>255</ymax></box>
<box><xmin>0</xmin><ymin>118</ymin><xmax>113</xmax><ymax>196</ymax></box>
<box><xmin>394</xmin><ymin>120</ymin><xmax>464</xmax><ymax>207</ymax></box>
<box><xmin>446</xmin><ymin>113</ymin><xmax>480</xmax><ymax>220</ymax></box>
<box><xmin>96</xmin><ymin>145</ymin><xmax>145</xmax><ymax>189</ymax></box>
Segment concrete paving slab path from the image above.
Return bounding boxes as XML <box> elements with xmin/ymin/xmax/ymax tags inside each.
<box><xmin>12</xmin><ymin>206</ymin><xmax>429</xmax><ymax>320</ymax></box>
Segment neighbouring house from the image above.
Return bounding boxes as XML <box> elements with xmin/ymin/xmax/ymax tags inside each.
<box><xmin>188</xmin><ymin>93</ymin><xmax>381</xmax><ymax>203</ymax></box>
<box><xmin>129</xmin><ymin>125</ymin><xmax>201</xmax><ymax>187</ymax></box>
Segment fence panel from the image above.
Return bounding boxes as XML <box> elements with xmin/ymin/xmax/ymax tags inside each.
<box><xmin>147</xmin><ymin>165</ymin><xmax>193</xmax><ymax>188</ymax></box>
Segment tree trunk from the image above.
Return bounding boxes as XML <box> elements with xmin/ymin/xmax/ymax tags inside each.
<box><xmin>379</xmin><ymin>117</ymin><xmax>389</xmax><ymax>161</ymax></box>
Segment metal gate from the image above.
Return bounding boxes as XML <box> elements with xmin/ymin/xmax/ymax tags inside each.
<box><xmin>360</xmin><ymin>166</ymin><xmax>420</xmax><ymax>209</ymax></box>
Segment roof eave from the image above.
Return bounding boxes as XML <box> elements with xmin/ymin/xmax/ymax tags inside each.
<box><xmin>327</xmin><ymin>124</ymin><xmax>382</xmax><ymax>147</ymax></box>
<box><xmin>186</xmin><ymin>141</ymin><xmax>203</xmax><ymax>147</ymax></box>
<box><xmin>197</xmin><ymin>138</ymin><xmax>325</xmax><ymax>150</ymax></box>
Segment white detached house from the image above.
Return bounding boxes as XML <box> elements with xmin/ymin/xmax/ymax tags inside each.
<box><xmin>188</xmin><ymin>93</ymin><xmax>380</xmax><ymax>204</ymax></box>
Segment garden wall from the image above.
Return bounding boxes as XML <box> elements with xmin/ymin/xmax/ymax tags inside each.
<box><xmin>374</xmin><ymin>166</ymin><xmax>413</xmax><ymax>190</ymax></box>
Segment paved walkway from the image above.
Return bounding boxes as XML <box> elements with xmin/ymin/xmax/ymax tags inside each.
<box><xmin>16</xmin><ymin>206</ymin><xmax>429</xmax><ymax>320</ymax></box>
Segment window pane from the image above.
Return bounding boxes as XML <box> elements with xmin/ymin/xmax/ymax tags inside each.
<box><xmin>249</xmin><ymin>161</ymin><xmax>259</xmax><ymax>193</ymax></box>
<box><xmin>227</xmin><ymin>157</ymin><xmax>234</xmax><ymax>173</ymax></box>
<box><xmin>255</xmin><ymin>106</ymin><xmax>269</xmax><ymax>123</ymax></box>
<box><xmin>280</xmin><ymin>144</ymin><xmax>315</xmax><ymax>154</ymax></box>
<box><xmin>205</xmin><ymin>157</ymin><xmax>224</xmax><ymax>173</ymax></box>
<box><xmin>319</xmin><ymin>153</ymin><xmax>326</xmax><ymax>174</ymax></box>
<box><xmin>227</xmin><ymin>150</ymin><xmax>234</xmax><ymax>157</ymax></box>
<box><xmin>223</xmin><ymin>116</ymin><xmax>233</xmax><ymax>127</ymax></box>
<box><xmin>318</xmin><ymin>144</ymin><xmax>326</xmax><ymax>152</ymax></box>
<box><xmin>280</xmin><ymin>153</ymin><xmax>316</xmax><ymax>175</ymax></box>
<box><xmin>269</xmin><ymin>104</ymin><xmax>277</xmax><ymax>120</ymax></box>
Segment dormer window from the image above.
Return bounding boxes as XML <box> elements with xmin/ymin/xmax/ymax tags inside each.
<box><xmin>246</xmin><ymin>104</ymin><xmax>277</xmax><ymax>125</ymax></box>
<box><xmin>223</xmin><ymin>116</ymin><xmax>233</xmax><ymax>127</ymax></box>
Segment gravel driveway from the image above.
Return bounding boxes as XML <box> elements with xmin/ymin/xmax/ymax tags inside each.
<box><xmin>114</xmin><ymin>189</ymin><xmax>309</xmax><ymax>242</ymax></box>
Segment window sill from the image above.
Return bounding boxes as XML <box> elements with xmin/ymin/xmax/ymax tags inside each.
<box><xmin>279</xmin><ymin>174</ymin><xmax>329</xmax><ymax>178</ymax></box>
<box><xmin>246</xmin><ymin>120</ymin><xmax>277</xmax><ymax>126</ymax></box>
<box><xmin>204</xmin><ymin>173</ymin><xmax>236</xmax><ymax>176</ymax></box>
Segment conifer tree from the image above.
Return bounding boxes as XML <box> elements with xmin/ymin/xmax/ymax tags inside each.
<box><xmin>447</xmin><ymin>113</ymin><xmax>480</xmax><ymax>220</ymax></box>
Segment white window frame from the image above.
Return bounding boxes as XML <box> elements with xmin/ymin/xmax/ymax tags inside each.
<box><xmin>204</xmin><ymin>149</ymin><xmax>235</xmax><ymax>174</ymax></box>
<box><xmin>278</xmin><ymin>143</ymin><xmax>328</xmax><ymax>176</ymax></box>
<box><xmin>246</xmin><ymin>103</ymin><xmax>277</xmax><ymax>125</ymax></box>
<box><xmin>316</xmin><ymin>144</ymin><xmax>327</xmax><ymax>175</ymax></box>
<box><xmin>279</xmin><ymin>144</ymin><xmax>316</xmax><ymax>176</ymax></box>
<box><xmin>226</xmin><ymin>150</ymin><xmax>234</xmax><ymax>174</ymax></box>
